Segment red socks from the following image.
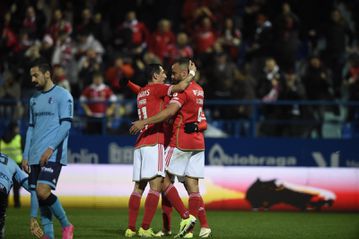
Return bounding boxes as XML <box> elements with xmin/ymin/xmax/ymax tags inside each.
<box><xmin>197</xmin><ymin>194</ymin><xmax>209</xmax><ymax>228</ymax></box>
<box><xmin>128</xmin><ymin>192</ymin><xmax>142</xmax><ymax>231</ymax></box>
<box><xmin>141</xmin><ymin>190</ymin><xmax>160</xmax><ymax>230</ymax></box>
<box><xmin>164</xmin><ymin>184</ymin><xmax>189</xmax><ymax>219</ymax></box>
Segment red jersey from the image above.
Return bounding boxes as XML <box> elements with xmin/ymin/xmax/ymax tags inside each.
<box><xmin>135</xmin><ymin>83</ymin><xmax>173</xmax><ymax>148</ymax></box>
<box><xmin>169</xmin><ymin>82</ymin><xmax>205</xmax><ymax>150</ymax></box>
<box><xmin>80</xmin><ymin>83</ymin><xmax>116</xmax><ymax>117</ymax></box>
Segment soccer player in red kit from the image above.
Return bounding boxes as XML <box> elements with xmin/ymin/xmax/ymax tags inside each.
<box><xmin>130</xmin><ymin>59</ymin><xmax>211</xmax><ymax>238</ymax></box>
<box><xmin>123</xmin><ymin>74</ymin><xmax>209</xmax><ymax>237</ymax></box>
<box><xmin>125</xmin><ymin>62</ymin><xmax>197</xmax><ymax>238</ymax></box>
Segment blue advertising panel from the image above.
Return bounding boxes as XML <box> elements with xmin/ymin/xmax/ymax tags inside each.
<box><xmin>67</xmin><ymin>135</ymin><xmax>359</xmax><ymax>167</ymax></box>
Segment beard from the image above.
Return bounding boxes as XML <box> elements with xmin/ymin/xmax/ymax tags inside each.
<box><xmin>33</xmin><ymin>82</ymin><xmax>44</xmax><ymax>91</ymax></box>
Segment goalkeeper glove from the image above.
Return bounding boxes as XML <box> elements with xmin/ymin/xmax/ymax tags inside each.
<box><xmin>184</xmin><ymin>122</ymin><xmax>198</xmax><ymax>133</ymax></box>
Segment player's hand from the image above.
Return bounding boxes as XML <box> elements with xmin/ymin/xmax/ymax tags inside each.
<box><xmin>184</xmin><ymin>122</ymin><xmax>198</xmax><ymax>133</ymax></box>
<box><xmin>188</xmin><ymin>60</ymin><xmax>197</xmax><ymax>77</ymax></box>
<box><xmin>21</xmin><ymin>159</ymin><xmax>30</xmax><ymax>173</ymax></box>
<box><xmin>30</xmin><ymin>217</ymin><xmax>44</xmax><ymax>238</ymax></box>
<box><xmin>129</xmin><ymin>120</ymin><xmax>146</xmax><ymax>135</ymax></box>
<box><xmin>40</xmin><ymin>148</ymin><xmax>53</xmax><ymax>167</ymax></box>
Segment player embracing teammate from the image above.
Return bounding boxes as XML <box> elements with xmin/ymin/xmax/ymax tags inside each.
<box><xmin>129</xmin><ymin>58</ymin><xmax>211</xmax><ymax>238</ymax></box>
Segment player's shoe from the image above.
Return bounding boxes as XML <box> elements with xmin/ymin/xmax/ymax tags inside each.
<box><xmin>155</xmin><ymin>230</ymin><xmax>172</xmax><ymax>237</ymax></box>
<box><xmin>199</xmin><ymin>227</ymin><xmax>212</xmax><ymax>238</ymax></box>
<box><xmin>30</xmin><ymin>217</ymin><xmax>44</xmax><ymax>238</ymax></box>
<box><xmin>175</xmin><ymin>215</ymin><xmax>196</xmax><ymax>238</ymax></box>
<box><xmin>138</xmin><ymin>227</ymin><xmax>156</xmax><ymax>237</ymax></box>
<box><xmin>125</xmin><ymin>228</ymin><xmax>137</xmax><ymax>237</ymax></box>
<box><xmin>183</xmin><ymin>232</ymin><xmax>193</xmax><ymax>238</ymax></box>
<box><xmin>62</xmin><ymin>224</ymin><xmax>74</xmax><ymax>239</ymax></box>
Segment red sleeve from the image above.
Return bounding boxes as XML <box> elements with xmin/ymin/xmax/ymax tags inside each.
<box><xmin>169</xmin><ymin>91</ymin><xmax>186</xmax><ymax>108</ymax></box>
<box><xmin>128</xmin><ymin>81</ymin><xmax>141</xmax><ymax>94</ymax></box>
<box><xmin>198</xmin><ymin>120</ymin><xmax>207</xmax><ymax>131</ymax></box>
<box><xmin>198</xmin><ymin>110</ymin><xmax>207</xmax><ymax>131</ymax></box>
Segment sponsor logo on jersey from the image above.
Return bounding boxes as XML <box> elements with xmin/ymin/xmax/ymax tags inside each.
<box><xmin>41</xmin><ymin>167</ymin><xmax>54</xmax><ymax>173</ymax></box>
<box><xmin>48</xmin><ymin>97</ymin><xmax>55</xmax><ymax>104</ymax></box>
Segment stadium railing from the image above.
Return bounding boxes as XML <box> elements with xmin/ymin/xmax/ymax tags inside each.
<box><xmin>0</xmin><ymin>99</ymin><xmax>358</xmax><ymax>138</ymax></box>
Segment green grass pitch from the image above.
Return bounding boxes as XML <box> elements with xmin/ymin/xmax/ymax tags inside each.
<box><xmin>5</xmin><ymin>207</ymin><xmax>359</xmax><ymax>238</ymax></box>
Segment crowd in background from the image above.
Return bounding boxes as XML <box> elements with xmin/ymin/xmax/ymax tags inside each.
<box><xmin>1</xmin><ymin>0</ymin><xmax>359</xmax><ymax>137</ymax></box>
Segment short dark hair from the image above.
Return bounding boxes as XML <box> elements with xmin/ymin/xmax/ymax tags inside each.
<box><xmin>31</xmin><ymin>59</ymin><xmax>52</xmax><ymax>76</ymax></box>
<box><xmin>145</xmin><ymin>64</ymin><xmax>162</xmax><ymax>81</ymax></box>
<box><xmin>173</xmin><ymin>58</ymin><xmax>189</xmax><ymax>70</ymax></box>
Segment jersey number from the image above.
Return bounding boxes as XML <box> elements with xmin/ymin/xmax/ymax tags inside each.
<box><xmin>197</xmin><ymin>107</ymin><xmax>203</xmax><ymax>122</ymax></box>
<box><xmin>138</xmin><ymin>107</ymin><xmax>148</xmax><ymax>130</ymax></box>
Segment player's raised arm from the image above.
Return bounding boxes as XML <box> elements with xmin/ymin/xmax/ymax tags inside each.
<box><xmin>129</xmin><ymin>102</ymin><xmax>180</xmax><ymax>135</ymax></box>
<box><xmin>170</xmin><ymin>60</ymin><xmax>196</xmax><ymax>93</ymax></box>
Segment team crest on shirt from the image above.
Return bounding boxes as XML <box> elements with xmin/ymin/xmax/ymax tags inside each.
<box><xmin>48</xmin><ymin>97</ymin><xmax>55</xmax><ymax>104</ymax></box>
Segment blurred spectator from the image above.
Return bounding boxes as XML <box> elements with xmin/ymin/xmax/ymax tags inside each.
<box><xmin>47</xmin><ymin>9</ymin><xmax>72</xmax><ymax>42</ymax></box>
<box><xmin>149</xmin><ymin>19</ymin><xmax>176</xmax><ymax>63</ymax></box>
<box><xmin>323</xmin><ymin>9</ymin><xmax>354</xmax><ymax>98</ymax></box>
<box><xmin>75</xmin><ymin>29</ymin><xmax>104</xmax><ymax>60</ymax></box>
<box><xmin>276</xmin><ymin>71</ymin><xmax>309</xmax><ymax>137</ymax></box>
<box><xmin>78</xmin><ymin>48</ymin><xmax>102</xmax><ymax>89</ymax></box>
<box><xmin>257</xmin><ymin>58</ymin><xmax>283</xmax><ymax>136</ymax></box>
<box><xmin>246</xmin><ymin>13</ymin><xmax>273</xmax><ymax>79</ymax></box>
<box><xmin>344</xmin><ymin>53</ymin><xmax>359</xmax><ymax>122</ymax></box>
<box><xmin>273</xmin><ymin>3</ymin><xmax>301</xmax><ymax>72</ymax></box>
<box><xmin>75</xmin><ymin>8</ymin><xmax>93</xmax><ymax>36</ymax></box>
<box><xmin>231</xmin><ymin>63</ymin><xmax>256</xmax><ymax>119</ymax></box>
<box><xmin>22</xmin><ymin>6</ymin><xmax>46</xmax><ymax>40</ymax></box>
<box><xmin>39</xmin><ymin>34</ymin><xmax>54</xmax><ymax>62</ymax></box>
<box><xmin>115</xmin><ymin>11</ymin><xmax>149</xmax><ymax>55</ymax></box>
<box><xmin>80</xmin><ymin>72</ymin><xmax>117</xmax><ymax>134</ymax></box>
<box><xmin>0</xmin><ymin>121</ymin><xmax>23</xmax><ymax>208</ymax></box>
<box><xmin>182</xmin><ymin>2</ymin><xmax>217</xmax><ymax>34</ymax></box>
<box><xmin>218</xmin><ymin>17</ymin><xmax>241</xmax><ymax>62</ymax></box>
<box><xmin>105</xmin><ymin>55</ymin><xmax>135</xmax><ymax>94</ymax></box>
<box><xmin>53</xmin><ymin>65</ymin><xmax>71</xmax><ymax>92</ymax></box>
<box><xmin>0</xmin><ymin>12</ymin><xmax>19</xmax><ymax>59</ymax></box>
<box><xmin>52</xmin><ymin>31</ymin><xmax>77</xmax><ymax>96</ymax></box>
<box><xmin>208</xmin><ymin>52</ymin><xmax>239</xmax><ymax>118</ymax></box>
<box><xmin>167</xmin><ymin>32</ymin><xmax>194</xmax><ymax>65</ymax></box>
<box><xmin>302</xmin><ymin>55</ymin><xmax>334</xmax><ymax>137</ymax></box>
<box><xmin>0</xmin><ymin>72</ymin><xmax>22</xmax><ymax>120</ymax></box>
<box><xmin>257</xmin><ymin>58</ymin><xmax>282</xmax><ymax>101</ymax></box>
<box><xmin>194</xmin><ymin>17</ymin><xmax>217</xmax><ymax>55</ymax></box>
<box><xmin>92</xmin><ymin>12</ymin><xmax>110</xmax><ymax>45</ymax></box>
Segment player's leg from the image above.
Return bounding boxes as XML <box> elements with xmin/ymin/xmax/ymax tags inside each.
<box><xmin>12</xmin><ymin>179</ymin><xmax>20</xmax><ymax>208</ymax></box>
<box><xmin>184</xmin><ymin>151</ymin><xmax>211</xmax><ymax>238</ymax></box>
<box><xmin>162</xmin><ymin>174</ymin><xmax>196</xmax><ymax>238</ymax></box>
<box><xmin>0</xmin><ymin>186</ymin><xmax>7</xmax><ymax>239</ymax></box>
<box><xmin>28</xmin><ymin>165</ymin><xmax>47</xmax><ymax>238</ymax></box>
<box><xmin>156</xmin><ymin>190</ymin><xmax>173</xmax><ymax>236</ymax></box>
<box><xmin>36</xmin><ymin>162</ymin><xmax>73</xmax><ymax>239</ymax></box>
<box><xmin>165</xmin><ymin>148</ymin><xmax>197</xmax><ymax>237</ymax></box>
<box><xmin>125</xmin><ymin>181</ymin><xmax>146</xmax><ymax>237</ymax></box>
<box><xmin>158</xmin><ymin>147</ymin><xmax>175</xmax><ymax>236</ymax></box>
<box><xmin>125</xmin><ymin>147</ymin><xmax>147</xmax><ymax>237</ymax></box>
<box><xmin>137</xmin><ymin>145</ymin><xmax>165</xmax><ymax>237</ymax></box>
<box><xmin>140</xmin><ymin>176</ymin><xmax>162</xmax><ymax>231</ymax></box>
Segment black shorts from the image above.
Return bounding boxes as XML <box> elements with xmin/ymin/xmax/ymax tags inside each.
<box><xmin>0</xmin><ymin>185</ymin><xmax>7</xmax><ymax>221</ymax></box>
<box><xmin>29</xmin><ymin>162</ymin><xmax>62</xmax><ymax>190</ymax></box>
